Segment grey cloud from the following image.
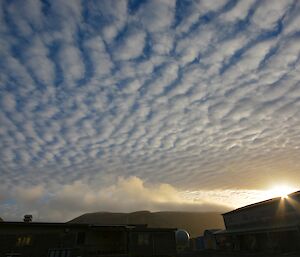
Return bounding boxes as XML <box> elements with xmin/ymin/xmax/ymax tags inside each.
<box><xmin>4</xmin><ymin>0</ymin><xmax>43</xmax><ymax>36</ymax></box>
<box><xmin>59</xmin><ymin>43</ymin><xmax>85</xmax><ymax>84</ymax></box>
<box><xmin>94</xmin><ymin>0</ymin><xmax>128</xmax><ymax>43</ymax></box>
<box><xmin>2</xmin><ymin>93</ymin><xmax>16</xmax><ymax>112</ymax></box>
<box><xmin>114</xmin><ymin>29</ymin><xmax>146</xmax><ymax>61</ymax></box>
<box><xmin>0</xmin><ymin>177</ymin><xmax>229</xmax><ymax>222</ymax></box>
<box><xmin>175</xmin><ymin>0</ymin><xmax>227</xmax><ymax>35</ymax></box>
<box><xmin>151</xmin><ymin>32</ymin><xmax>174</xmax><ymax>55</ymax></box>
<box><xmin>146</xmin><ymin>62</ymin><xmax>179</xmax><ymax>96</ymax></box>
<box><xmin>176</xmin><ymin>25</ymin><xmax>215</xmax><ymax>65</ymax></box>
<box><xmin>221</xmin><ymin>0</ymin><xmax>256</xmax><ymax>22</ymax></box>
<box><xmin>84</xmin><ymin>36</ymin><xmax>113</xmax><ymax>78</ymax></box>
<box><xmin>251</xmin><ymin>0</ymin><xmax>293</xmax><ymax>30</ymax></box>
<box><xmin>283</xmin><ymin>4</ymin><xmax>300</xmax><ymax>35</ymax></box>
<box><xmin>24</xmin><ymin>37</ymin><xmax>55</xmax><ymax>85</ymax></box>
<box><xmin>138</xmin><ymin>0</ymin><xmax>176</xmax><ymax>33</ymax></box>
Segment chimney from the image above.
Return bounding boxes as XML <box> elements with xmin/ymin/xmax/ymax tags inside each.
<box><xmin>23</xmin><ymin>214</ymin><xmax>33</xmax><ymax>223</ymax></box>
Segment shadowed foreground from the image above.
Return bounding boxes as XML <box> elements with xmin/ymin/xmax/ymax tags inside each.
<box><xmin>179</xmin><ymin>251</ymin><xmax>300</xmax><ymax>257</ymax></box>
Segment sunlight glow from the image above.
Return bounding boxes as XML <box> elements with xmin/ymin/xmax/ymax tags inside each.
<box><xmin>266</xmin><ymin>185</ymin><xmax>296</xmax><ymax>199</ymax></box>
<box><xmin>181</xmin><ymin>186</ymin><xmax>299</xmax><ymax>210</ymax></box>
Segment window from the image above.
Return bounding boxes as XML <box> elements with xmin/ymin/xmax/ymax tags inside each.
<box><xmin>48</xmin><ymin>249</ymin><xmax>71</xmax><ymax>257</ymax></box>
<box><xmin>54</xmin><ymin>250</ymin><xmax>60</xmax><ymax>257</ymax></box>
<box><xmin>49</xmin><ymin>251</ymin><xmax>55</xmax><ymax>257</ymax></box>
<box><xmin>16</xmin><ymin>236</ymin><xmax>32</xmax><ymax>247</ymax></box>
<box><xmin>77</xmin><ymin>232</ymin><xmax>85</xmax><ymax>245</ymax></box>
<box><xmin>138</xmin><ymin>233</ymin><xmax>150</xmax><ymax>245</ymax></box>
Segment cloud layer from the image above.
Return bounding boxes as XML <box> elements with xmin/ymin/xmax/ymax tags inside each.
<box><xmin>0</xmin><ymin>176</ymin><xmax>230</xmax><ymax>221</ymax></box>
<box><xmin>1</xmin><ymin>0</ymin><xmax>300</xmax><ymax>220</ymax></box>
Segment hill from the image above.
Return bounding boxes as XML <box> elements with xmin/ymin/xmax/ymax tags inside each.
<box><xmin>68</xmin><ymin>211</ymin><xmax>224</xmax><ymax>237</ymax></box>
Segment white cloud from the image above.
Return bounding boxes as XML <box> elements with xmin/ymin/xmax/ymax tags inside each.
<box><xmin>3</xmin><ymin>56</ymin><xmax>35</xmax><ymax>94</ymax></box>
<box><xmin>2</xmin><ymin>93</ymin><xmax>16</xmax><ymax>112</ymax></box>
<box><xmin>84</xmin><ymin>36</ymin><xmax>113</xmax><ymax>77</ymax></box>
<box><xmin>15</xmin><ymin>185</ymin><xmax>45</xmax><ymax>203</ymax></box>
<box><xmin>265</xmin><ymin>38</ymin><xmax>300</xmax><ymax>71</ymax></box>
<box><xmin>236</xmin><ymin>39</ymin><xmax>277</xmax><ymax>73</ymax></box>
<box><xmin>199</xmin><ymin>0</ymin><xmax>228</xmax><ymax>13</ymax></box>
<box><xmin>221</xmin><ymin>0</ymin><xmax>255</xmax><ymax>22</ymax></box>
<box><xmin>176</xmin><ymin>25</ymin><xmax>215</xmax><ymax>65</ymax></box>
<box><xmin>51</xmin><ymin>0</ymin><xmax>83</xmax><ymax>30</ymax></box>
<box><xmin>251</xmin><ymin>0</ymin><xmax>293</xmax><ymax>30</ymax></box>
<box><xmin>147</xmin><ymin>62</ymin><xmax>179</xmax><ymax>96</ymax></box>
<box><xmin>152</xmin><ymin>32</ymin><xmax>174</xmax><ymax>55</ymax></box>
<box><xmin>4</xmin><ymin>0</ymin><xmax>43</xmax><ymax>36</ymax></box>
<box><xmin>24</xmin><ymin>37</ymin><xmax>55</xmax><ymax>85</ymax></box>
<box><xmin>283</xmin><ymin>7</ymin><xmax>300</xmax><ymax>35</ymax></box>
<box><xmin>114</xmin><ymin>29</ymin><xmax>146</xmax><ymax>61</ymax></box>
<box><xmin>138</xmin><ymin>0</ymin><xmax>176</xmax><ymax>33</ymax></box>
<box><xmin>59</xmin><ymin>43</ymin><xmax>85</xmax><ymax>84</ymax></box>
<box><xmin>176</xmin><ymin>0</ymin><xmax>228</xmax><ymax>35</ymax></box>
<box><xmin>95</xmin><ymin>0</ymin><xmax>128</xmax><ymax>43</ymax></box>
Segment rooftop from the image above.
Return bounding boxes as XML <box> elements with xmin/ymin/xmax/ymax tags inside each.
<box><xmin>223</xmin><ymin>190</ymin><xmax>300</xmax><ymax>216</ymax></box>
<box><xmin>0</xmin><ymin>221</ymin><xmax>176</xmax><ymax>231</ymax></box>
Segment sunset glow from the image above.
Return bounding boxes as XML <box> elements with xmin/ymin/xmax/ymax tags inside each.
<box><xmin>266</xmin><ymin>185</ymin><xmax>297</xmax><ymax>199</ymax></box>
<box><xmin>181</xmin><ymin>185</ymin><xmax>299</xmax><ymax>210</ymax></box>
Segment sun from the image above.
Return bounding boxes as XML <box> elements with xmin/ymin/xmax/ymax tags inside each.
<box><xmin>267</xmin><ymin>185</ymin><xmax>296</xmax><ymax>199</ymax></box>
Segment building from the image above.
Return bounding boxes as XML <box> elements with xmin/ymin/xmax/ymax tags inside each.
<box><xmin>223</xmin><ymin>190</ymin><xmax>300</xmax><ymax>230</ymax></box>
<box><xmin>214</xmin><ymin>190</ymin><xmax>300</xmax><ymax>252</ymax></box>
<box><xmin>0</xmin><ymin>222</ymin><xmax>177</xmax><ymax>257</ymax></box>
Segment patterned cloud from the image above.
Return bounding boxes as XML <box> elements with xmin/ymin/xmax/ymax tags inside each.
<box><xmin>0</xmin><ymin>0</ymin><xmax>300</xmax><ymax>220</ymax></box>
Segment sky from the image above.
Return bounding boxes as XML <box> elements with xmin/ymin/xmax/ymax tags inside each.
<box><xmin>0</xmin><ymin>0</ymin><xmax>300</xmax><ymax>221</ymax></box>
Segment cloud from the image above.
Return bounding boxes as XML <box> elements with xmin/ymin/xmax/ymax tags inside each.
<box><xmin>3</xmin><ymin>0</ymin><xmax>43</xmax><ymax>36</ymax></box>
<box><xmin>2</xmin><ymin>93</ymin><xmax>16</xmax><ymax>112</ymax></box>
<box><xmin>15</xmin><ymin>185</ymin><xmax>45</xmax><ymax>203</ymax></box>
<box><xmin>221</xmin><ymin>0</ymin><xmax>256</xmax><ymax>22</ymax></box>
<box><xmin>23</xmin><ymin>37</ymin><xmax>55</xmax><ymax>85</ymax></box>
<box><xmin>0</xmin><ymin>0</ymin><xmax>300</xmax><ymax>220</ymax></box>
<box><xmin>251</xmin><ymin>0</ymin><xmax>293</xmax><ymax>30</ymax></box>
<box><xmin>2</xmin><ymin>176</ymin><xmax>289</xmax><ymax>222</ymax></box>
<box><xmin>84</xmin><ymin>36</ymin><xmax>113</xmax><ymax>78</ymax></box>
<box><xmin>0</xmin><ymin>177</ymin><xmax>229</xmax><ymax>221</ymax></box>
<box><xmin>138</xmin><ymin>0</ymin><xmax>176</xmax><ymax>33</ymax></box>
<box><xmin>93</xmin><ymin>0</ymin><xmax>128</xmax><ymax>43</ymax></box>
<box><xmin>114</xmin><ymin>29</ymin><xmax>146</xmax><ymax>61</ymax></box>
<box><xmin>58</xmin><ymin>43</ymin><xmax>85</xmax><ymax>84</ymax></box>
<box><xmin>175</xmin><ymin>0</ymin><xmax>228</xmax><ymax>35</ymax></box>
<box><xmin>283</xmin><ymin>5</ymin><xmax>300</xmax><ymax>35</ymax></box>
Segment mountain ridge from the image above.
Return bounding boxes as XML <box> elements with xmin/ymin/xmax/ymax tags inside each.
<box><xmin>68</xmin><ymin>211</ymin><xmax>225</xmax><ymax>237</ymax></box>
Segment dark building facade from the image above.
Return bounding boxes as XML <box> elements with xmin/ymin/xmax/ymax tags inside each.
<box><xmin>214</xmin><ymin>191</ymin><xmax>300</xmax><ymax>252</ymax></box>
<box><xmin>0</xmin><ymin>222</ymin><xmax>176</xmax><ymax>257</ymax></box>
<box><xmin>223</xmin><ymin>191</ymin><xmax>300</xmax><ymax>230</ymax></box>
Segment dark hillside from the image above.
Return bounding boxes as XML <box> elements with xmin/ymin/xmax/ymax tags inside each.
<box><xmin>68</xmin><ymin>211</ymin><xmax>224</xmax><ymax>237</ymax></box>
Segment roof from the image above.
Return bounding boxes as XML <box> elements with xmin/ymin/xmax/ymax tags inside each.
<box><xmin>222</xmin><ymin>190</ymin><xmax>300</xmax><ymax>216</ymax></box>
<box><xmin>0</xmin><ymin>222</ymin><xmax>126</xmax><ymax>229</ymax></box>
<box><xmin>0</xmin><ymin>221</ymin><xmax>176</xmax><ymax>231</ymax></box>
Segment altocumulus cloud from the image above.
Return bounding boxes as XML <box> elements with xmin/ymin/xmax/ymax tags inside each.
<box><xmin>0</xmin><ymin>0</ymin><xmax>300</xmax><ymax>220</ymax></box>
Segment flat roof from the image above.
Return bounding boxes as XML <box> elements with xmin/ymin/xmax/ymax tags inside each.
<box><xmin>0</xmin><ymin>222</ymin><xmax>126</xmax><ymax>229</ymax></box>
<box><xmin>0</xmin><ymin>222</ymin><xmax>176</xmax><ymax>231</ymax></box>
<box><xmin>223</xmin><ymin>190</ymin><xmax>300</xmax><ymax>216</ymax></box>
